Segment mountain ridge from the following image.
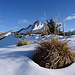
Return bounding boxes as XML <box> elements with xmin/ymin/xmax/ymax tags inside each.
<box><xmin>17</xmin><ymin>20</ymin><xmax>45</xmax><ymax>34</ymax></box>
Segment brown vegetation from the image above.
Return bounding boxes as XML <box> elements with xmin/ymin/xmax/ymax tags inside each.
<box><xmin>32</xmin><ymin>38</ymin><xmax>75</xmax><ymax>69</ymax></box>
<box><xmin>14</xmin><ymin>32</ymin><xmax>22</xmax><ymax>38</ymax></box>
<box><xmin>17</xmin><ymin>40</ymin><xmax>31</xmax><ymax>46</ymax></box>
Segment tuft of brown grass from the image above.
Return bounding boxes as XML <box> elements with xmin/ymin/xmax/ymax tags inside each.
<box><xmin>17</xmin><ymin>40</ymin><xmax>31</xmax><ymax>46</ymax></box>
<box><xmin>32</xmin><ymin>38</ymin><xmax>75</xmax><ymax>69</ymax></box>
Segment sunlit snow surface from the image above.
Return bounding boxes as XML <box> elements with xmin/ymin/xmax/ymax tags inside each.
<box><xmin>0</xmin><ymin>35</ymin><xmax>75</xmax><ymax>75</ymax></box>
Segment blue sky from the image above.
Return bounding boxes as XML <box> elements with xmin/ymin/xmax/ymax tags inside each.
<box><xmin>0</xmin><ymin>0</ymin><xmax>75</xmax><ymax>32</ymax></box>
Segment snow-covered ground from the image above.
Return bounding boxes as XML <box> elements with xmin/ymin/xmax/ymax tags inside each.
<box><xmin>0</xmin><ymin>34</ymin><xmax>75</xmax><ymax>75</ymax></box>
<box><xmin>0</xmin><ymin>33</ymin><xmax>18</xmax><ymax>48</ymax></box>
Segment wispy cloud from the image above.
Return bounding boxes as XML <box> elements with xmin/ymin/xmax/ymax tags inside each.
<box><xmin>69</xmin><ymin>28</ymin><xmax>75</xmax><ymax>31</ymax></box>
<box><xmin>0</xmin><ymin>24</ymin><xmax>7</xmax><ymax>28</ymax></box>
<box><xmin>65</xmin><ymin>14</ymin><xmax>75</xmax><ymax>21</ymax></box>
<box><xmin>18</xmin><ymin>19</ymin><xmax>29</xmax><ymax>24</ymax></box>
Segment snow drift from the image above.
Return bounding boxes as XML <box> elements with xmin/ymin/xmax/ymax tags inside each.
<box><xmin>0</xmin><ymin>33</ymin><xmax>75</xmax><ymax>75</ymax></box>
<box><xmin>0</xmin><ymin>44</ymin><xmax>75</xmax><ymax>75</ymax></box>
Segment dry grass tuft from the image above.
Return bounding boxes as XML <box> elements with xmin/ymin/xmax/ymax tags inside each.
<box><xmin>32</xmin><ymin>38</ymin><xmax>75</xmax><ymax>69</ymax></box>
<box><xmin>17</xmin><ymin>40</ymin><xmax>31</xmax><ymax>46</ymax></box>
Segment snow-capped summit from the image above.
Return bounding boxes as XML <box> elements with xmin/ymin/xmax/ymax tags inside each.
<box><xmin>32</xmin><ymin>20</ymin><xmax>44</xmax><ymax>31</ymax></box>
<box><xmin>17</xmin><ymin>20</ymin><xmax>45</xmax><ymax>34</ymax></box>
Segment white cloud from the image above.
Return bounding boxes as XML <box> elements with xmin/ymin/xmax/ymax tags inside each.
<box><xmin>69</xmin><ymin>28</ymin><xmax>75</xmax><ymax>32</ymax></box>
<box><xmin>18</xmin><ymin>19</ymin><xmax>29</xmax><ymax>24</ymax></box>
<box><xmin>65</xmin><ymin>14</ymin><xmax>75</xmax><ymax>21</ymax></box>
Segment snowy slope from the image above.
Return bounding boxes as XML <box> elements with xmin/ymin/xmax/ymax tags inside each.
<box><xmin>0</xmin><ymin>31</ymin><xmax>12</xmax><ymax>40</ymax></box>
<box><xmin>67</xmin><ymin>35</ymin><xmax>75</xmax><ymax>50</ymax></box>
<box><xmin>0</xmin><ymin>33</ymin><xmax>18</xmax><ymax>48</ymax></box>
<box><xmin>18</xmin><ymin>25</ymin><xmax>32</xmax><ymax>33</ymax></box>
<box><xmin>0</xmin><ymin>44</ymin><xmax>37</xmax><ymax>75</ymax></box>
<box><xmin>0</xmin><ymin>43</ymin><xmax>75</xmax><ymax>75</ymax></box>
<box><xmin>4</xmin><ymin>32</ymin><xmax>11</xmax><ymax>36</ymax></box>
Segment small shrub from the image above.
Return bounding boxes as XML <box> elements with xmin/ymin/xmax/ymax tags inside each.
<box><xmin>32</xmin><ymin>38</ymin><xmax>75</xmax><ymax>69</ymax></box>
<box><xmin>14</xmin><ymin>32</ymin><xmax>22</xmax><ymax>38</ymax></box>
<box><xmin>17</xmin><ymin>40</ymin><xmax>31</xmax><ymax>46</ymax></box>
